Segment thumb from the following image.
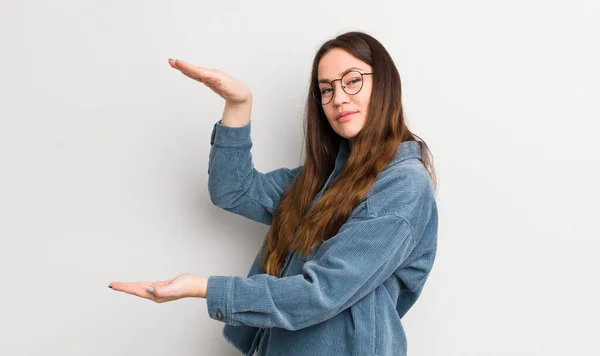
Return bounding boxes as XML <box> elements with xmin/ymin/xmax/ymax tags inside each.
<box><xmin>146</xmin><ymin>280</ymin><xmax>181</xmax><ymax>298</ymax></box>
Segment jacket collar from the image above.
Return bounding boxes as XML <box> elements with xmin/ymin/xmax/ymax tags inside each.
<box><xmin>338</xmin><ymin>139</ymin><xmax>422</xmax><ymax>166</ymax></box>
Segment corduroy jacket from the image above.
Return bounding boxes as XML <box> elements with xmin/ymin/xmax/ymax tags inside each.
<box><xmin>205</xmin><ymin>120</ymin><xmax>438</xmax><ymax>356</ymax></box>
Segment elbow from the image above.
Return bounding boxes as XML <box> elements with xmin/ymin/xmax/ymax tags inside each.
<box><xmin>208</xmin><ymin>187</ymin><xmax>239</xmax><ymax>209</ymax></box>
<box><xmin>208</xmin><ymin>192</ymin><xmax>226</xmax><ymax>208</ymax></box>
<box><xmin>207</xmin><ymin>176</ymin><xmax>242</xmax><ymax>209</ymax></box>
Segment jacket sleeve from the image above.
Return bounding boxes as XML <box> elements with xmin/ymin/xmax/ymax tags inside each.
<box><xmin>205</xmin><ymin>211</ymin><xmax>418</xmax><ymax>331</ymax></box>
<box><xmin>208</xmin><ymin>120</ymin><xmax>303</xmax><ymax>225</ymax></box>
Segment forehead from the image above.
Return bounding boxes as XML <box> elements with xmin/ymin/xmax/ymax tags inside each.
<box><xmin>317</xmin><ymin>48</ymin><xmax>371</xmax><ymax>81</ymax></box>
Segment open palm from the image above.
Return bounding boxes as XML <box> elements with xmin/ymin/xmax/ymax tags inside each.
<box><xmin>109</xmin><ymin>273</ymin><xmax>207</xmax><ymax>303</ymax></box>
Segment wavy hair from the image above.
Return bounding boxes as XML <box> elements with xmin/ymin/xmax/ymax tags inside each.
<box><xmin>261</xmin><ymin>31</ymin><xmax>437</xmax><ymax>277</ymax></box>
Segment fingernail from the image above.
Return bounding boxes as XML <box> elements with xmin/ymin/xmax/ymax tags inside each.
<box><xmin>168</xmin><ymin>58</ymin><xmax>177</xmax><ymax>62</ymax></box>
<box><xmin>108</xmin><ymin>285</ymin><xmax>113</xmax><ymax>289</ymax></box>
<box><xmin>146</xmin><ymin>286</ymin><xmax>154</xmax><ymax>293</ymax></box>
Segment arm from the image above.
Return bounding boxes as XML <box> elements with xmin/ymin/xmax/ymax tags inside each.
<box><xmin>108</xmin><ymin>166</ymin><xmax>436</xmax><ymax>333</ymax></box>
<box><xmin>206</xmin><ymin>213</ymin><xmax>413</xmax><ymax>330</ymax></box>
<box><xmin>167</xmin><ymin>60</ymin><xmax>300</xmax><ymax>224</ymax></box>
<box><xmin>205</xmin><ymin>174</ymin><xmax>437</xmax><ymax>331</ymax></box>
<box><xmin>208</xmin><ymin>120</ymin><xmax>303</xmax><ymax>225</ymax></box>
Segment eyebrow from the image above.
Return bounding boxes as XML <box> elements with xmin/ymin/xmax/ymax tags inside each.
<box><xmin>318</xmin><ymin>67</ymin><xmax>364</xmax><ymax>84</ymax></box>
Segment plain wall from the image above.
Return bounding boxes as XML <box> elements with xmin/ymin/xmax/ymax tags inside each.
<box><xmin>1</xmin><ymin>0</ymin><xmax>598</xmax><ymax>355</ymax></box>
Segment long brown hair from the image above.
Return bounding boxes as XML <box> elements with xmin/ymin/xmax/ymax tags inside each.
<box><xmin>261</xmin><ymin>31</ymin><xmax>437</xmax><ymax>277</ymax></box>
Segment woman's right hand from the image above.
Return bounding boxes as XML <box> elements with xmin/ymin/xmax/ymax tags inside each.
<box><xmin>168</xmin><ymin>59</ymin><xmax>252</xmax><ymax>106</ymax></box>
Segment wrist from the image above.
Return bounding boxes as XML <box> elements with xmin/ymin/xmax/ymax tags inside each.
<box><xmin>191</xmin><ymin>275</ymin><xmax>208</xmax><ymax>299</ymax></box>
<box><xmin>221</xmin><ymin>101</ymin><xmax>252</xmax><ymax>128</ymax></box>
<box><xmin>228</xmin><ymin>91</ymin><xmax>253</xmax><ymax>106</ymax></box>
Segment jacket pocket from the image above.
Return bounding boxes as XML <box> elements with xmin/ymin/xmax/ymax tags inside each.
<box><xmin>348</xmin><ymin>291</ymin><xmax>377</xmax><ymax>354</ymax></box>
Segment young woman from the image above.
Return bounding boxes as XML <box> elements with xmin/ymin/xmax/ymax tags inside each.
<box><xmin>110</xmin><ymin>31</ymin><xmax>438</xmax><ymax>356</ymax></box>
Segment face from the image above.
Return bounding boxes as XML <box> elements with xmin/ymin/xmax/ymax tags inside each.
<box><xmin>317</xmin><ymin>48</ymin><xmax>373</xmax><ymax>144</ymax></box>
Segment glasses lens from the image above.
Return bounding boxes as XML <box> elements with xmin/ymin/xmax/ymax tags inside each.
<box><xmin>317</xmin><ymin>83</ymin><xmax>333</xmax><ymax>105</ymax></box>
<box><xmin>342</xmin><ymin>71</ymin><xmax>363</xmax><ymax>95</ymax></box>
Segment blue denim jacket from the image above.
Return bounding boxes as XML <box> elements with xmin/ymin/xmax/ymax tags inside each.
<box><xmin>205</xmin><ymin>120</ymin><xmax>438</xmax><ymax>356</ymax></box>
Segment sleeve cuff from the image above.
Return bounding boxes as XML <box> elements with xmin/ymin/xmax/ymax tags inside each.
<box><xmin>206</xmin><ymin>275</ymin><xmax>234</xmax><ymax>324</ymax></box>
<box><xmin>210</xmin><ymin>120</ymin><xmax>252</xmax><ymax>148</ymax></box>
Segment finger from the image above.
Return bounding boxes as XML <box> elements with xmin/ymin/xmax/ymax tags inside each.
<box><xmin>173</xmin><ymin>60</ymin><xmax>215</xmax><ymax>83</ymax></box>
<box><xmin>109</xmin><ymin>281</ymin><xmax>151</xmax><ymax>290</ymax></box>
<box><xmin>180</xmin><ymin>70</ymin><xmax>207</xmax><ymax>84</ymax></box>
<box><xmin>180</xmin><ymin>72</ymin><xmax>225</xmax><ymax>99</ymax></box>
<box><xmin>109</xmin><ymin>281</ymin><xmax>149</xmax><ymax>290</ymax></box>
<box><xmin>110</xmin><ymin>281</ymin><xmax>181</xmax><ymax>304</ymax></box>
<box><xmin>168</xmin><ymin>58</ymin><xmax>188</xmax><ymax>74</ymax></box>
<box><xmin>109</xmin><ymin>280</ymin><xmax>170</xmax><ymax>291</ymax></box>
<box><xmin>109</xmin><ymin>282</ymin><xmax>155</xmax><ymax>298</ymax></box>
<box><xmin>168</xmin><ymin>59</ymin><xmax>226</xmax><ymax>97</ymax></box>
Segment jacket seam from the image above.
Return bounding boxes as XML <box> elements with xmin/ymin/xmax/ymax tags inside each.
<box><xmin>412</xmin><ymin>242</ymin><xmax>437</xmax><ymax>289</ymax></box>
<box><xmin>227</xmin><ymin>277</ymin><xmax>235</xmax><ymax>324</ymax></box>
<box><xmin>235</xmin><ymin>146</ymin><xmax>242</xmax><ymax>194</ymax></box>
<box><xmin>233</xmin><ymin>145</ymin><xmax>276</xmax><ymax>213</ymax></box>
<box><xmin>246</xmin><ymin>192</ymin><xmax>275</xmax><ymax>213</ymax></box>
<box><xmin>372</xmin><ymin>292</ymin><xmax>378</xmax><ymax>355</ymax></box>
<box><xmin>212</xmin><ymin>136</ymin><xmax>252</xmax><ymax>148</ymax></box>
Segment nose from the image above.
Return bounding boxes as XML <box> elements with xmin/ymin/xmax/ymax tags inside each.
<box><xmin>331</xmin><ymin>80</ymin><xmax>350</xmax><ymax>106</ymax></box>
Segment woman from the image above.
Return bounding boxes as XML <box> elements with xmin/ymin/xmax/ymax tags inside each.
<box><xmin>110</xmin><ymin>31</ymin><xmax>438</xmax><ymax>356</ymax></box>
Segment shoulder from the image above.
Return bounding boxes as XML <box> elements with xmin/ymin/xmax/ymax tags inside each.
<box><xmin>364</xmin><ymin>158</ymin><xmax>436</xmax><ymax>223</ymax></box>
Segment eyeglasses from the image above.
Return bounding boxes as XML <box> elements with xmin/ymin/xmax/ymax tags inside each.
<box><xmin>313</xmin><ymin>71</ymin><xmax>373</xmax><ymax>105</ymax></box>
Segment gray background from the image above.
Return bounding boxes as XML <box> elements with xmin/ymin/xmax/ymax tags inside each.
<box><xmin>1</xmin><ymin>0</ymin><xmax>598</xmax><ymax>355</ymax></box>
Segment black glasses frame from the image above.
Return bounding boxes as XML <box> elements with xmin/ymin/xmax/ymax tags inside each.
<box><xmin>313</xmin><ymin>71</ymin><xmax>373</xmax><ymax>105</ymax></box>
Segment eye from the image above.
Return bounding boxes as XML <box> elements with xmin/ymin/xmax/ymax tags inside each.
<box><xmin>321</xmin><ymin>88</ymin><xmax>332</xmax><ymax>94</ymax></box>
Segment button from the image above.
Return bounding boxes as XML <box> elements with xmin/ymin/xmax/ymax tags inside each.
<box><xmin>216</xmin><ymin>311</ymin><xmax>223</xmax><ymax>320</ymax></box>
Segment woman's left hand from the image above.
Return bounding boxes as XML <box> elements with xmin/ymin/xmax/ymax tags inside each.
<box><xmin>108</xmin><ymin>273</ymin><xmax>208</xmax><ymax>303</ymax></box>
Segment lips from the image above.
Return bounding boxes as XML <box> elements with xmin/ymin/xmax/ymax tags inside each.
<box><xmin>336</xmin><ymin>111</ymin><xmax>357</xmax><ymax>121</ymax></box>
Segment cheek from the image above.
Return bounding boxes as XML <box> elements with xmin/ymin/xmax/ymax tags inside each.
<box><xmin>354</xmin><ymin>97</ymin><xmax>370</xmax><ymax>125</ymax></box>
<box><xmin>324</xmin><ymin>107</ymin><xmax>337</xmax><ymax>123</ymax></box>
<box><xmin>354</xmin><ymin>97</ymin><xmax>369</xmax><ymax>116</ymax></box>
<box><xmin>359</xmin><ymin>92</ymin><xmax>371</xmax><ymax>108</ymax></box>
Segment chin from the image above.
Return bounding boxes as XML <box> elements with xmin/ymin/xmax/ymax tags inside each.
<box><xmin>339</xmin><ymin>132</ymin><xmax>358</xmax><ymax>140</ymax></box>
<box><xmin>334</xmin><ymin>126</ymin><xmax>362</xmax><ymax>140</ymax></box>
